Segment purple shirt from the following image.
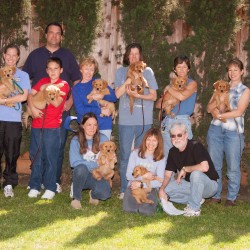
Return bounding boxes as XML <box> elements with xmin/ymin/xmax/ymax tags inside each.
<box><xmin>23</xmin><ymin>46</ymin><xmax>81</xmax><ymax>87</ymax></box>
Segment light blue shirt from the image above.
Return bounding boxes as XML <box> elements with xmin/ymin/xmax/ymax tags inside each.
<box><xmin>114</xmin><ymin>66</ymin><xmax>158</xmax><ymax>125</ymax></box>
<box><xmin>0</xmin><ymin>68</ymin><xmax>31</xmax><ymax>122</ymax></box>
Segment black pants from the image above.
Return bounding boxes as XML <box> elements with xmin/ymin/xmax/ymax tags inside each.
<box><xmin>0</xmin><ymin>121</ymin><xmax>22</xmax><ymax>187</ymax></box>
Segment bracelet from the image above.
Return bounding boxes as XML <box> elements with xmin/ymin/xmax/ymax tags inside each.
<box><xmin>140</xmin><ymin>181</ymin><xmax>143</xmax><ymax>188</ymax></box>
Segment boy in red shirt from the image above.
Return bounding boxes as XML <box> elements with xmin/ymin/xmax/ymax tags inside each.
<box><xmin>28</xmin><ymin>57</ymin><xmax>70</xmax><ymax>199</ymax></box>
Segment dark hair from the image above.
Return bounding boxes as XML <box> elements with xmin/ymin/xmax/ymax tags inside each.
<box><xmin>77</xmin><ymin>112</ymin><xmax>100</xmax><ymax>154</ymax></box>
<box><xmin>227</xmin><ymin>58</ymin><xmax>244</xmax><ymax>71</ymax></box>
<box><xmin>47</xmin><ymin>57</ymin><xmax>63</xmax><ymax>68</ymax></box>
<box><xmin>4</xmin><ymin>44</ymin><xmax>20</xmax><ymax>57</ymax></box>
<box><xmin>138</xmin><ymin>128</ymin><xmax>164</xmax><ymax>161</ymax></box>
<box><xmin>123</xmin><ymin>43</ymin><xmax>143</xmax><ymax>66</ymax></box>
<box><xmin>173</xmin><ymin>55</ymin><xmax>191</xmax><ymax>70</ymax></box>
<box><xmin>45</xmin><ymin>22</ymin><xmax>63</xmax><ymax>36</ymax></box>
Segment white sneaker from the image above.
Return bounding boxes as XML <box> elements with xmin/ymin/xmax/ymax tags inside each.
<box><xmin>56</xmin><ymin>183</ymin><xmax>62</xmax><ymax>193</ymax></box>
<box><xmin>28</xmin><ymin>189</ymin><xmax>41</xmax><ymax>198</ymax></box>
<box><xmin>117</xmin><ymin>192</ymin><xmax>124</xmax><ymax>200</ymax></box>
<box><xmin>183</xmin><ymin>206</ymin><xmax>201</xmax><ymax>217</ymax></box>
<box><xmin>41</xmin><ymin>190</ymin><xmax>55</xmax><ymax>200</ymax></box>
<box><xmin>200</xmin><ymin>198</ymin><xmax>205</xmax><ymax>205</ymax></box>
<box><xmin>4</xmin><ymin>185</ymin><xmax>14</xmax><ymax>198</ymax></box>
<box><xmin>69</xmin><ymin>183</ymin><xmax>73</xmax><ymax>198</ymax></box>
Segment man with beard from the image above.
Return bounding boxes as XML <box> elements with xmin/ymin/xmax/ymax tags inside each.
<box><xmin>159</xmin><ymin>122</ymin><xmax>219</xmax><ymax>217</ymax></box>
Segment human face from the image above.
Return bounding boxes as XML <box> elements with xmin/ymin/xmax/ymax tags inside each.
<box><xmin>46</xmin><ymin>25</ymin><xmax>62</xmax><ymax>48</ymax></box>
<box><xmin>170</xmin><ymin>128</ymin><xmax>188</xmax><ymax>151</ymax></box>
<box><xmin>82</xmin><ymin>117</ymin><xmax>98</xmax><ymax>139</ymax></box>
<box><xmin>80</xmin><ymin>64</ymin><xmax>95</xmax><ymax>83</ymax></box>
<box><xmin>128</xmin><ymin>48</ymin><xmax>140</xmax><ymax>64</ymax></box>
<box><xmin>3</xmin><ymin>48</ymin><xmax>19</xmax><ymax>67</ymax></box>
<box><xmin>46</xmin><ymin>61</ymin><xmax>63</xmax><ymax>83</ymax></box>
<box><xmin>145</xmin><ymin>135</ymin><xmax>158</xmax><ymax>154</ymax></box>
<box><xmin>228</xmin><ymin>65</ymin><xmax>243</xmax><ymax>85</ymax></box>
<box><xmin>175</xmin><ymin>62</ymin><xmax>189</xmax><ymax>78</ymax></box>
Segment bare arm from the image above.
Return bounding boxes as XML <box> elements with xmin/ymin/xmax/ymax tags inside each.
<box><xmin>0</xmin><ymin>89</ymin><xmax>28</xmax><ymax>105</ymax></box>
<box><xmin>115</xmin><ymin>78</ymin><xmax>131</xmax><ymax>98</ymax></box>
<box><xmin>159</xmin><ymin>170</ymin><xmax>173</xmax><ymax>201</ymax></box>
<box><xmin>126</xmin><ymin>86</ymin><xmax>157</xmax><ymax>101</ymax></box>
<box><xmin>176</xmin><ymin>160</ymin><xmax>209</xmax><ymax>184</ymax></box>
<box><xmin>166</xmin><ymin>80</ymin><xmax>197</xmax><ymax>101</ymax></box>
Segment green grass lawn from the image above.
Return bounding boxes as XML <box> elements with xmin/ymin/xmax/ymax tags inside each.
<box><xmin>0</xmin><ymin>186</ymin><xmax>249</xmax><ymax>250</ymax></box>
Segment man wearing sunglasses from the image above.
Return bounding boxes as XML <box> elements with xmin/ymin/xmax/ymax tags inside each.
<box><xmin>159</xmin><ymin>122</ymin><xmax>219</xmax><ymax>217</ymax></box>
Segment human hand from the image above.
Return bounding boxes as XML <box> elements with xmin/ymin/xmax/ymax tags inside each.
<box><xmin>92</xmin><ymin>93</ymin><xmax>104</xmax><ymax>101</ymax></box>
<box><xmin>101</xmin><ymin>107</ymin><xmax>111</xmax><ymax>116</ymax></box>
<box><xmin>142</xmin><ymin>172</ymin><xmax>154</xmax><ymax>180</ymax></box>
<box><xmin>176</xmin><ymin>168</ymin><xmax>186</xmax><ymax>184</ymax></box>
<box><xmin>31</xmin><ymin>107</ymin><xmax>43</xmax><ymax>118</ymax></box>
<box><xmin>64</xmin><ymin>99</ymin><xmax>73</xmax><ymax>111</ymax></box>
<box><xmin>130</xmin><ymin>181</ymin><xmax>142</xmax><ymax>190</ymax></box>
<box><xmin>159</xmin><ymin>188</ymin><xmax>168</xmax><ymax>201</ymax></box>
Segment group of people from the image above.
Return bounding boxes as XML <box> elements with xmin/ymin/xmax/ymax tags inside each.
<box><xmin>0</xmin><ymin>22</ymin><xmax>249</xmax><ymax>217</ymax></box>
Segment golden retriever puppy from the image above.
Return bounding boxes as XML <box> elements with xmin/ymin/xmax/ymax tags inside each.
<box><xmin>23</xmin><ymin>83</ymin><xmax>66</xmax><ymax>128</ymax></box>
<box><xmin>210</xmin><ymin>80</ymin><xmax>231</xmax><ymax>123</ymax></box>
<box><xmin>131</xmin><ymin>166</ymin><xmax>163</xmax><ymax>205</ymax></box>
<box><xmin>87</xmin><ymin>79</ymin><xmax>110</xmax><ymax>103</ymax></box>
<box><xmin>126</xmin><ymin>61</ymin><xmax>149</xmax><ymax>113</ymax></box>
<box><xmin>92</xmin><ymin>141</ymin><xmax>117</xmax><ymax>186</ymax></box>
<box><xmin>158</xmin><ymin>76</ymin><xmax>187</xmax><ymax>118</ymax></box>
<box><xmin>98</xmin><ymin>99</ymin><xmax>116</xmax><ymax>123</ymax></box>
<box><xmin>0</xmin><ymin>66</ymin><xmax>17</xmax><ymax>106</ymax></box>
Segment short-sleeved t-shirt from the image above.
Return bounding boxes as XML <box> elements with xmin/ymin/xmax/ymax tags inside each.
<box><xmin>166</xmin><ymin>140</ymin><xmax>219</xmax><ymax>181</ymax></box>
<box><xmin>31</xmin><ymin>78</ymin><xmax>70</xmax><ymax>128</ymax></box>
<box><xmin>114</xmin><ymin>66</ymin><xmax>158</xmax><ymax>125</ymax></box>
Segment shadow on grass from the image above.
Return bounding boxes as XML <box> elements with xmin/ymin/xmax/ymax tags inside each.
<box><xmin>0</xmin><ymin>187</ymin><xmax>249</xmax><ymax>248</ymax></box>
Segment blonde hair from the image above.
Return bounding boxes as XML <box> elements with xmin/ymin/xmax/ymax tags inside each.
<box><xmin>79</xmin><ymin>57</ymin><xmax>99</xmax><ymax>74</ymax></box>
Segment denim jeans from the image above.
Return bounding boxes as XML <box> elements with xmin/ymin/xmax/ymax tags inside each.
<box><xmin>29</xmin><ymin>128</ymin><xmax>61</xmax><ymax>192</ymax></box>
<box><xmin>72</xmin><ymin>164</ymin><xmax>111</xmax><ymax>201</ymax></box>
<box><xmin>165</xmin><ymin>171</ymin><xmax>218</xmax><ymax>210</ymax></box>
<box><xmin>207</xmin><ymin>124</ymin><xmax>244</xmax><ymax>201</ymax></box>
<box><xmin>118</xmin><ymin>124</ymin><xmax>152</xmax><ymax>193</ymax></box>
<box><xmin>56</xmin><ymin>110</ymin><xmax>69</xmax><ymax>184</ymax></box>
<box><xmin>161</xmin><ymin>115</ymin><xmax>193</xmax><ymax>159</ymax></box>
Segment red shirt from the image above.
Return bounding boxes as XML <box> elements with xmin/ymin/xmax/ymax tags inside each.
<box><xmin>31</xmin><ymin>78</ymin><xmax>70</xmax><ymax>128</ymax></box>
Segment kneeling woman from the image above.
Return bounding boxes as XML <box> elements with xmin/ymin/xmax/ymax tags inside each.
<box><xmin>69</xmin><ymin>112</ymin><xmax>111</xmax><ymax>209</ymax></box>
<box><xmin>123</xmin><ymin>128</ymin><xmax>166</xmax><ymax>215</ymax></box>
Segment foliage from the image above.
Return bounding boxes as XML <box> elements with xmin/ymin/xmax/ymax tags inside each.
<box><xmin>32</xmin><ymin>0</ymin><xmax>101</xmax><ymax>59</ymax></box>
<box><xmin>119</xmin><ymin>0</ymin><xmax>246</xmax><ymax>140</ymax></box>
<box><xmin>0</xmin><ymin>0</ymin><xmax>30</xmax><ymax>66</ymax></box>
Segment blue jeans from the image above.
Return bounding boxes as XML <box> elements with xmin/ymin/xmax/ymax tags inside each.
<box><xmin>118</xmin><ymin>124</ymin><xmax>152</xmax><ymax>193</ymax></box>
<box><xmin>161</xmin><ymin>115</ymin><xmax>193</xmax><ymax>159</ymax></box>
<box><xmin>165</xmin><ymin>171</ymin><xmax>218</xmax><ymax>210</ymax></box>
<box><xmin>207</xmin><ymin>124</ymin><xmax>244</xmax><ymax>201</ymax></box>
<box><xmin>56</xmin><ymin>111</ymin><xmax>69</xmax><ymax>184</ymax></box>
<box><xmin>29</xmin><ymin>128</ymin><xmax>61</xmax><ymax>192</ymax></box>
<box><xmin>72</xmin><ymin>164</ymin><xmax>111</xmax><ymax>201</ymax></box>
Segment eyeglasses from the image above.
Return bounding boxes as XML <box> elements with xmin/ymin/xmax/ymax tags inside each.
<box><xmin>170</xmin><ymin>133</ymin><xmax>184</xmax><ymax>139</ymax></box>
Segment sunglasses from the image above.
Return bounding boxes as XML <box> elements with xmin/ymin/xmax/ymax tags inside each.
<box><xmin>170</xmin><ymin>133</ymin><xmax>184</xmax><ymax>139</ymax></box>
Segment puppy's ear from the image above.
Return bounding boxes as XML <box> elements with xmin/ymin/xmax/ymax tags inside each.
<box><xmin>11</xmin><ymin>66</ymin><xmax>16</xmax><ymax>75</ymax></box>
<box><xmin>92</xmin><ymin>80</ymin><xmax>97</xmax><ymax>87</ymax></box>
<box><xmin>102</xmin><ymin>80</ymin><xmax>108</xmax><ymax>89</ymax></box>
<box><xmin>112</xmin><ymin>142</ymin><xmax>117</xmax><ymax>150</ymax></box>
<box><xmin>141</xmin><ymin>167</ymin><xmax>148</xmax><ymax>175</ymax></box>
<box><xmin>225</xmin><ymin>81</ymin><xmax>230</xmax><ymax>91</ymax></box>
<box><xmin>143</xmin><ymin>62</ymin><xmax>147</xmax><ymax>69</ymax></box>
<box><xmin>213</xmin><ymin>81</ymin><xmax>220</xmax><ymax>90</ymax></box>
<box><xmin>100</xmin><ymin>142</ymin><xmax>105</xmax><ymax>151</ymax></box>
